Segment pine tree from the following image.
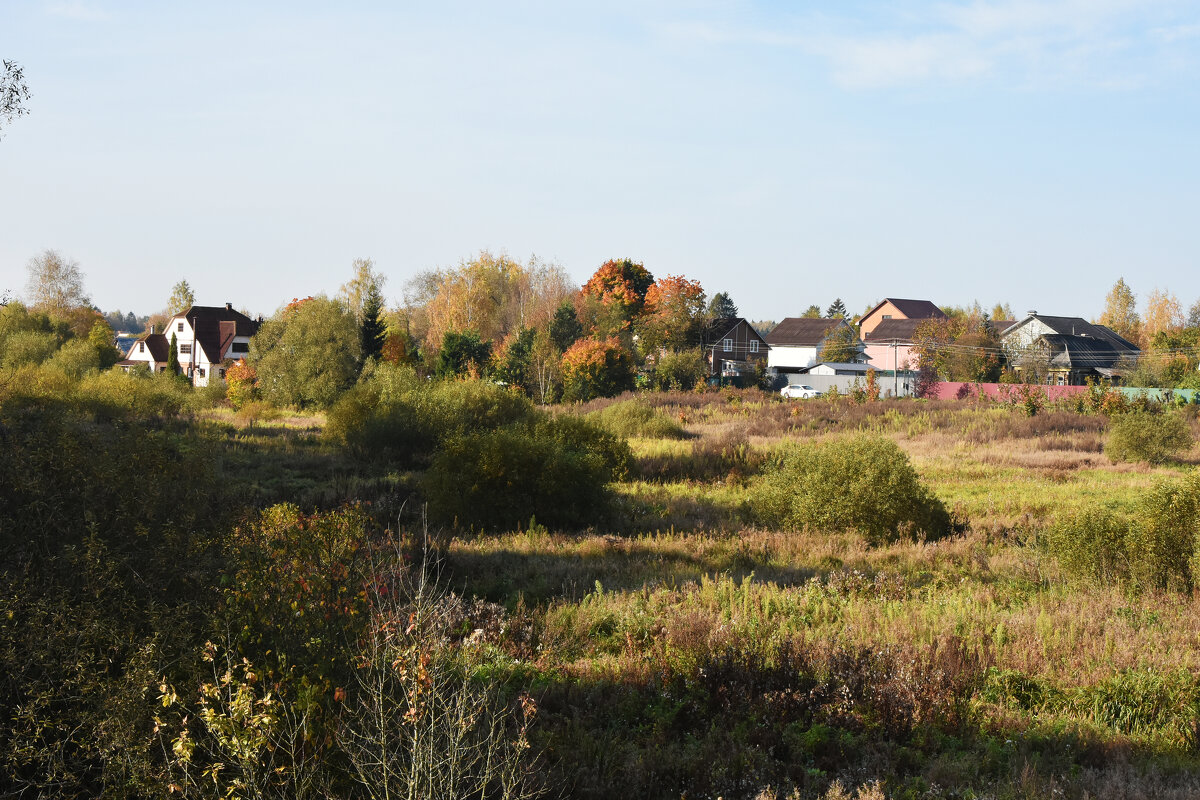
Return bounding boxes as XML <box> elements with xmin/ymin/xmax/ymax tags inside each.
<box><xmin>359</xmin><ymin>284</ymin><xmax>386</xmax><ymax>362</ymax></box>
<box><xmin>826</xmin><ymin>298</ymin><xmax>848</xmax><ymax>319</ymax></box>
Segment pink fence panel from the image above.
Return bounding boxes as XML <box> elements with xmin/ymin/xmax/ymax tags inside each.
<box><xmin>928</xmin><ymin>382</ymin><xmax>1089</xmax><ymax>401</ymax></box>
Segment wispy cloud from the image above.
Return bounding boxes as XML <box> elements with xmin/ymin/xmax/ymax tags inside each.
<box><xmin>661</xmin><ymin>0</ymin><xmax>1199</xmax><ymax>90</ymax></box>
<box><xmin>43</xmin><ymin>1</ymin><xmax>109</xmax><ymax>22</ymax></box>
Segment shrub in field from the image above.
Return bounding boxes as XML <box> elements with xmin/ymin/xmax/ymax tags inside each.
<box><xmin>423</xmin><ymin>416</ymin><xmax>629</xmax><ymax>531</ymax></box>
<box><xmin>76</xmin><ymin>369</ymin><xmax>192</xmax><ymax>420</ymax></box>
<box><xmin>561</xmin><ymin>337</ymin><xmax>635</xmax><ymax>401</ymax></box>
<box><xmin>1046</xmin><ymin>508</ymin><xmax>1131</xmax><ymax>585</ymax></box>
<box><xmin>587</xmin><ymin>398</ymin><xmax>687</xmax><ymax>439</ymax></box>
<box><xmin>650</xmin><ymin>349</ymin><xmax>707</xmax><ymax>391</ymax></box>
<box><xmin>749</xmin><ymin>434</ymin><xmax>951</xmax><ymax>543</ymax></box>
<box><xmin>326</xmin><ymin>375</ymin><xmax>536</xmax><ymax>463</ymax></box>
<box><xmin>1049</xmin><ymin>470</ymin><xmax>1200</xmax><ymax>591</ymax></box>
<box><xmin>1105</xmin><ymin>410</ymin><xmax>1193</xmax><ymax>464</ymax></box>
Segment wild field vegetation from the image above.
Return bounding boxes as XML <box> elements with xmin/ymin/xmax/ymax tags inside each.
<box><xmin>3</xmin><ymin>371</ymin><xmax>1200</xmax><ymax>798</ymax></box>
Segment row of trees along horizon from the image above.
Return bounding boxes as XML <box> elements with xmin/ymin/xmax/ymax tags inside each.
<box><xmin>6</xmin><ymin>250</ymin><xmax>1200</xmax><ymax>407</ymax></box>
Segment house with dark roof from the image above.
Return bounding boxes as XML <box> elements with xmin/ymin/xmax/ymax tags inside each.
<box><xmin>703</xmin><ymin>317</ymin><xmax>768</xmax><ymax>377</ymax></box>
<box><xmin>861</xmin><ymin>318</ymin><xmax>927</xmax><ymax>372</ymax></box>
<box><xmin>119</xmin><ymin>303</ymin><xmax>260</xmax><ymax>387</ymax></box>
<box><xmin>1001</xmin><ymin>312</ymin><xmax>1140</xmax><ymax>385</ymax></box>
<box><xmin>858</xmin><ymin>298</ymin><xmax>947</xmax><ymax>338</ymax></box>
<box><xmin>765</xmin><ymin>318</ymin><xmax>863</xmax><ymax>373</ymax></box>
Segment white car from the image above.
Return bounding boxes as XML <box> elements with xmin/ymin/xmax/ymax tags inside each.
<box><xmin>781</xmin><ymin>383</ymin><xmax>820</xmax><ymax>399</ymax></box>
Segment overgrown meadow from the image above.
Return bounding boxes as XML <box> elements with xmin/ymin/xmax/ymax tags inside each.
<box><xmin>3</xmin><ymin>367</ymin><xmax>1200</xmax><ymax>799</ymax></box>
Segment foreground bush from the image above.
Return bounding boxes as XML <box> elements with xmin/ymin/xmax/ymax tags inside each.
<box><xmin>0</xmin><ymin>394</ymin><xmax>226</xmax><ymax>795</ymax></box>
<box><xmin>1105</xmin><ymin>410</ymin><xmax>1193</xmax><ymax>464</ymax></box>
<box><xmin>424</xmin><ymin>417</ymin><xmax>630</xmax><ymax>531</ymax></box>
<box><xmin>749</xmin><ymin>435</ymin><xmax>951</xmax><ymax>543</ymax></box>
<box><xmin>587</xmin><ymin>398</ymin><xmax>687</xmax><ymax>440</ymax></box>
<box><xmin>1049</xmin><ymin>469</ymin><xmax>1200</xmax><ymax>592</ymax></box>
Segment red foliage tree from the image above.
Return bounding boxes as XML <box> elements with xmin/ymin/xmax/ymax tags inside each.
<box><xmin>578</xmin><ymin>259</ymin><xmax>654</xmax><ymax>337</ymax></box>
<box><xmin>639</xmin><ymin>275</ymin><xmax>706</xmax><ymax>353</ymax></box>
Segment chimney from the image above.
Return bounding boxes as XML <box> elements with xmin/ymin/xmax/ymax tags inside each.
<box><xmin>1026</xmin><ymin>310</ymin><xmax>1037</xmax><ymax>317</ymax></box>
<box><xmin>225</xmin><ymin>302</ymin><xmax>233</xmax><ymax>311</ymax></box>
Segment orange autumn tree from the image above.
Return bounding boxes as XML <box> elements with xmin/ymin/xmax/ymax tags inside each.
<box><xmin>638</xmin><ymin>275</ymin><xmax>706</xmax><ymax>354</ymax></box>
<box><xmin>560</xmin><ymin>337</ymin><xmax>635</xmax><ymax>401</ymax></box>
<box><xmin>577</xmin><ymin>258</ymin><xmax>654</xmax><ymax>339</ymax></box>
<box><xmin>225</xmin><ymin>359</ymin><xmax>257</xmax><ymax>410</ymax></box>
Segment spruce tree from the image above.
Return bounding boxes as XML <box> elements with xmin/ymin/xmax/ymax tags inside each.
<box><xmin>359</xmin><ymin>284</ymin><xmax>386</xmax><ymax>362</ymax></box>
<box><xmin>549</xmin><ymin>301</ymin><xmax>583</xmax><ymax>352</ymax></box>
<box><xmin>826</xmin><ymin>298</ymin><xmax>848</xmax><ymax>319</ymax></box>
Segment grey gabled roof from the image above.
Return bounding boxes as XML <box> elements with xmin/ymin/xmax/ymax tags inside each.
<box><xmin>1005</xmin><ymin>314</ymin><xmax>1140</xmax><ymax>355</ymax></box>
<box><xmin>1028</xmin><ymin>315</ymin><xmax>1139</xmax><ymax>352</ymax></box>
<box><xmin>1040</xmin><ymin>333</ymin><xmax>1133</xmax><ymax>369</ymax></box>
<box><xmin>765</xmin><ymin>317</ymin><xmax>846</xmax><ymax>346</ymax></box>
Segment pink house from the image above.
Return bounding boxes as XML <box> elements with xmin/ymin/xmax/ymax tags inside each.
<box><xmin>862</xmin><ymin>319</ymin><xmax>925</xmax><ymax>372</ymax></box>
<box><xmin>858</xmin><ymin>298</ymin><xmax>948</xmax><ymax>372</ymax></box>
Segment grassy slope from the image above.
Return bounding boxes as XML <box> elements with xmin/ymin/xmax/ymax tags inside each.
<box><xmin>441</xmin><ymin>392</ymin><xmax>1200</xmax><ymax>798</ymax></box>
<box><xmin>199</xmin><ymin>392</ymin><xmax>1200</xmax><ymax>798</ymax></box>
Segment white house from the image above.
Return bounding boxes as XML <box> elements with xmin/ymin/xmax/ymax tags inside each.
<box><xmin>1000</xmin><ymin>312</ymin><xmax>1139</xmax><ymax>385</ymax></box>
<box><xmin>764</xmin><ymin>317</ymin><xmax>863</xmax><ymax>373</ymax></box>
<box><xmin>120</xmin><ymin>304</ymin><xmax>260</xmax><ymax>387</ymax></box>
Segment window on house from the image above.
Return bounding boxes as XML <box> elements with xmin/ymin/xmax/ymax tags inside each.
<box><xmin>198</xmin><ymin>368</ymin><xmax>205</xmax><ymax>378</ymax></box>
<box><xmin>723</xmin><ymin>338</ymin><xmax>732</xmax><ymax>352</ymax></box>
<box><xmin>138</xmin><ymin>342</ymin><xmax>144</xmax><ymax>353</ymax></box>
<box><xmin>882</xmin><ymin>314</ymin><xmax>892</xmax><ymax>320</ymax></box>
<box><xmin>177</xmin><ymin>322</ymin><xmax>184</xmax><ymax>332</ymax></box>
<box><xmin>230</xmin><ymin>342</ymin><xmax>250</xmax><ymax>353</ymax></box>
<box><xmin>749</xmin><ymin>340</ymin><xmax>758</xmax><ymax>353</ymax></box>
<box><xmin>180</xmin><ymin>343</ymin><xmax>192</xmax><ymax>354</ymax></box>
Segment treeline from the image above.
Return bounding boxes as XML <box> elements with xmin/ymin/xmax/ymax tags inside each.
<box><xmin>233</xmin><ymin>252</ymin><xmax>748</xmax><ymax>413</ymax></box>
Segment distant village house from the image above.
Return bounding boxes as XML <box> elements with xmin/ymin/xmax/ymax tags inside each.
<box><xmin>120</xmin><ymin>304</ymin><xmax>260</xmax><ymax>387</ymax></box>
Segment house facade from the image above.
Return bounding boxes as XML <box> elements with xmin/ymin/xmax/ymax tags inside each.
<box><xmin>861</xmin><ymin>318</ymin><xmax>925</xmax><ymax>372</ymax></box>
<box><xmin>704</xmin><ymin>318</ymin><xmax>768</xmax><ymax>377</ymax></box>
<box><xmin>1001</xmin><ymin>313</ymin><xmax>1139</xmax><ymax>385</ymax></box>
<box><xmin>858</xmin><ymin>298</ymin><xmax>947</xmax><ymax>338</ymax></box>
<box><xmin>120</xmin><ymin>304</ymin><xmax>260</xmax><ymax>387</ymax></box>
<box><xmin>765</xmin><ymin>318</ymin><xmax>862</xmax><ymax>373</ymax></box>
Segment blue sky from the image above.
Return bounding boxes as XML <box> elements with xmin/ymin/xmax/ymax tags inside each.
<box><xmin>2</xmin><ymin>0</ymin><xmax>1199</xmax><ymax>321</ymax></box>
